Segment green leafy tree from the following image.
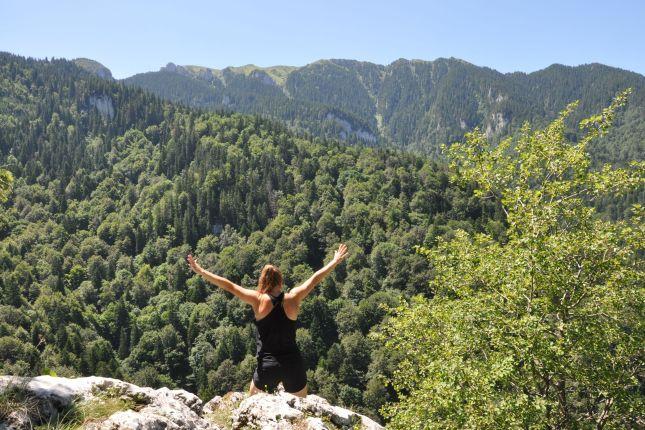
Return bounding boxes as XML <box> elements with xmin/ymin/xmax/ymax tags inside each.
<box><xmin>0</xmin><ymin>169</ymin><xmax>12</xmax><ymax>202</ymax></box>
<box><xmin>380</xmin><ymin>90</ymin><xmax>644</xmax><ymax>429</ymax></box>
<box><xmin>207</xmin><ymin>359</ymin><xmax>238</xmax><ymax>395</ymax></box>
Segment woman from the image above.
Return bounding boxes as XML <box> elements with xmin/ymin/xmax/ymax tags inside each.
<box><xmin>186</xmin><ymin>243</ymin><xmax>349</xmax><ymax>397</ymax></box>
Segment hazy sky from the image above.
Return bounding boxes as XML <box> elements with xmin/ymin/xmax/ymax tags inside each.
<box><xmin>2</xmin><ymin>0</ymin><xmax>644</xmax><ymax>79</ymax></box>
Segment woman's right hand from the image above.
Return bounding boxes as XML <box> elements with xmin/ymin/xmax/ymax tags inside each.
<box><xmin>332</xmin><ymin>243</ymin><xmax>349</xmax><ymax>266</ymax></box>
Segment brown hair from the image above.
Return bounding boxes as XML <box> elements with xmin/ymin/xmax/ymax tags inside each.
<box><xmin>257</xmin><ymin>264</ymin><xmax>283</xmax><ymax>294</ymax></box>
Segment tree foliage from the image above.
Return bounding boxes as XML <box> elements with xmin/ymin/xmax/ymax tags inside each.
<box><xmin>0</xmin><ymin>169</ymin><xmax>11</xmax><ymax>202</ymax></box>
<box><xmin>380</xmin><ymin>90</ymin><xmax>644</xmax><ymax>428</ymax></box>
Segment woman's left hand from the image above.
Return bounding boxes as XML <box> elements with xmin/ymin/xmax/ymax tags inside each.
<box><xmin>331</xmin><ymin>243</ymin><xmax>349</xmax><ymax>266</ymax></box>
<box><xmin>187</xmin><ymin>254</ymin><xmax>204</xmax><ymax>275</ymax></box>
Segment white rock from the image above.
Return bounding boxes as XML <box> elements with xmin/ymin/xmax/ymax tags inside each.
<box><xmin>87</xmin><ymin>410</ymin><xmax>168</xmax><ymax>430</ymax></box>
<box><xmin>227</xmin><ymin>390</ymin><xmax>383</xmax><ymax>430</ymax></box>
<box><xmin>291</xmin><ymin>394</ymin><xmax>358</xmax><ymax>427</ymax></box>
<box><xmin>202</xmin><ymin>395</ymin><xmax>223</xmax><ymax>414</ymax></box>
<box><xmin>232</xmin><ymin>392</ymin><xmax>303</xmax><ymax>429</ymax></box>
<box><xmin>0</xmin><ymin>376</ymin><xmax>383</xmax><ymax>430</ymax></box>
<box><xmin>89</xmin><ymin>95</ymin><xmax>115</xmax><ymax>119</ymax></box>
<box><xmin>228</xmin><ymin>392</ymin><xmax>246</xmax><ymax>404</ymax></box>
<box><xmin>305</xmin><ymin>417</ymin><xmax>328</xmax><ymax>430</ymax></box>
<box><xmin>0</xmin><ymin>376</ymin><xmax>218</xmax><ymax>430</ymax></box>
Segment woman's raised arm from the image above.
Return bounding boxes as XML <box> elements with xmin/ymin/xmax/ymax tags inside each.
<box><xmin>187</xmin><ymin>254</ymin><xmax>260</xmax><ymax>307</ymax></box>
<box><xmin>287</xmin><ymin>244</ymin><xmax>349</xmax><ymax>305</ymax></box>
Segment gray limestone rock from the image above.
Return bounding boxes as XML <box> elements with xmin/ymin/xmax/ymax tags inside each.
<box><xmin>0</xmin><ymin>376</ymin><xmax>383</xmax><ymax>430</ymax></box>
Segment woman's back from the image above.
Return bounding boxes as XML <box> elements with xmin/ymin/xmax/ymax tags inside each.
<box><xmin>253</xmin><ymin>291</ymin><xmax>298</xmax><ymax>357</ymax></box>
<box><xmin>252</xmin><ymin>291</ymin><xmax>305</xmax><ymax>393</ymax></box>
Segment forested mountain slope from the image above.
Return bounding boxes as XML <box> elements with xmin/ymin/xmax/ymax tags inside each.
<box><xmin>73</xmin><ymin>58</ymin><xmax>114</xmax><ymax>80</ymax></box>
<box><xmin>123</xmin><ymin>58</ymin><xmax>644</xmax><ymax>160</ymax></box>
<box><xmin>0</xmin><ymin>52</ymin><xmax>504</xmax><ymax>421</ymax></box>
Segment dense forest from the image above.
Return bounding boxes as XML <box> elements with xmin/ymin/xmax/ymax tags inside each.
<box><xmin>122</xmin><ymin>58</ymin><xmax>644</xmax><ymax>161</ymax></box>
<box><xmin>0</xmin><ymin>52</ymin><xmax>507</xmax><ymax>421</ymax></box>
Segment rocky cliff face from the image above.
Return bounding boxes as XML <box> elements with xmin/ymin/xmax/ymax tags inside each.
<box><xmin>88</xmin><ymin>95</ymin><xmax>115</xmax><ymax>119</ymax></box>
<box><xmin>0</xmin><ymin>376</ymin><xmax>383</xmax><ymax>430</ymax></box>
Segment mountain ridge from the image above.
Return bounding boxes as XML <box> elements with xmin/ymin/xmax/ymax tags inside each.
<box><xmin>142</xmin><ymin>57</ymin><xmax>645</xmax><ymax>79</ymax></box>
<box><xmin>30</xmin><ymin>52</ymin><xmax>643</xmax><ymax>160</ymax></box>
<box><xmin>121</xmin><ymin>57</ymin><xmax>644</xmax><ymax>158</ymax></box>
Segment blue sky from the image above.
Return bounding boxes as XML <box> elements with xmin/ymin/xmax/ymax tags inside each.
<box><xmin>2</xmin><ymin>0</ymin><xmax>644</xmax><ymax>79</ymax></box>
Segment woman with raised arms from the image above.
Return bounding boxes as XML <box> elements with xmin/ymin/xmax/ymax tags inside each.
<box><xmin>186</xmin><ymin>243</ymin><xmax>349</xmax><ymax>397</ymax></box>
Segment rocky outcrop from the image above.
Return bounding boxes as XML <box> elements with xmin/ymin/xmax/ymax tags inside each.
<box><xmin>0</xmin><ymin>375</ymin><xmax>214</xmax><ymax>430</ymax></box>
<box><xmin>74</xmin><ymin>58</ymin><xmax>114</xmax><ymax>80</ymax></box>
<box><xmin>0</xmin><ymin>376</ymin><xmax>383</xmax><ymax>430</ymax></box>
<box><xmin>324</xmin><ymin>112</ymin><xmax>377</xmax><ymax>143</ymax></box>
<box><xmin>160</xmin><ymin>62</ymin><xmax>192</xmax><ymax>77</ymax></box>
<box><xmin>229</xmin><ymin>391</ymin><xmax>383</xmax><ymax>429</ymax></box>
<box><xmin>89</xmin><ymin>95</ymin><xmax>115</xmax><ymax>119</ymax></box>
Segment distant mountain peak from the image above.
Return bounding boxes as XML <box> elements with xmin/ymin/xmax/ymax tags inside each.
<box><xmin>159</xmin><ymin>62</ymin><xmax>192</xmax><ymax>76</ymax></box>
<box><xmin>73</xmin><ymin>58</ymin><xmax>113</xmax><ymax>80</ymax></box>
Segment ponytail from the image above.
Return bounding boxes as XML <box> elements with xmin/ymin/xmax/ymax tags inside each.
<box><xmin>257</xmin><ymin>264</ymin><xmax>282</xmax><ymax>294</ymax></box>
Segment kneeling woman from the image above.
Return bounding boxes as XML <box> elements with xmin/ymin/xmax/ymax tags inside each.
<box><xmin>187</xmin><ymin>243</ymin><xmax>349</xmax><ymax>397</ymax></box>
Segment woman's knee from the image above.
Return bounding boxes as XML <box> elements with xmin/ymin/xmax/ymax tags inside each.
<box><xmin>249</xmin><ymin>380</ymin><xmax>264</xmax><ymax>395</ymax></box>
<box><xmin>289</xmin><ymin>384</ymin><xmax>307</xmax><ymax>398</ymax></box>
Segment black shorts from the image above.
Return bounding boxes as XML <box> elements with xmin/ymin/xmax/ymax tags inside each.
<box><xmin>252</xmin><ymin>352</ymin><xmax>307</xmax><ymax>393</ymax></box>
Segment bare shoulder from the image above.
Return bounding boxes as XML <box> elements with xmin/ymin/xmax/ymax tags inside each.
<box><xmin>284</xmin><ymin>290</ymin><xmax>303</xmax><ymax>306</ymax></box>
<box><xmin>257</xmin><ymin>293</ymin><xmax>272</xmax><ymax>308</ymax></box>
<box><xmin>252</xmin><ymin>293</ymin><xmax>271</xmax><ymax>319</ymax></box>
<box><xmin>282</xmin><ymin>292</ymin><xmax>300</xmax><ymax>320</ymax></box>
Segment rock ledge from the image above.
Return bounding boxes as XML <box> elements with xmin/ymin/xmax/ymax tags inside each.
<box><xmin>0</xmin><ymin>375</ymin><xmax>383</xmax><ymax>430</ymax></box>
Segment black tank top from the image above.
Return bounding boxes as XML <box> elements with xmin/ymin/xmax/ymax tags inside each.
<box><xmin>254</xmin><ymin>292</ymin><xmax>299</xmax><ymax>358</ymax></box>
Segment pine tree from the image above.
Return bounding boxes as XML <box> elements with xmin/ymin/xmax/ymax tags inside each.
<box><xmin>118</xmin><ymin>327</ymin><xmax>129</xmax><ymax>359</ymax></box>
